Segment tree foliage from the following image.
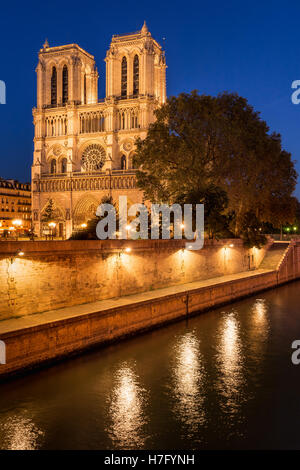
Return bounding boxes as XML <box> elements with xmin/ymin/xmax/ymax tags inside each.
<box><xmin>41</xmin><ymin>199</ymin><xmax>55</xmax><ymax>222</ymax></box>
<box><xmin>134</xmin><ymin>91</ymin><xmax>298</xmax><ymax>247</ymax></box>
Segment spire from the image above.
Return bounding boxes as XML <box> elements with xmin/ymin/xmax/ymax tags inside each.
<box><xmin>43</xmin><ymin>38</ymin><xmax>49</xmax><ymax>49</ymax></box>
<box><xmin>141</xmin><ymin>20</ymin><xmax>149</xmax><ymax>35</ymax></box>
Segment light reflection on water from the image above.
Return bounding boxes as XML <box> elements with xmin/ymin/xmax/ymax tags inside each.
<box><xmin>252</xmin><ymin>298</ymin><xmax>268</xmax><ymax>330</ymax></box>
<box><xmin>171</xmin><ymin>331</ymin><xmax>206</xmax><ymax>439</ymax></box>
<box><xmin>0</xmin><ymin>280</ymin><xmax>299</xmax><ymax>450</ymax></box>
<box><xmin>106</xmin><ymin>362</ymin><xmax>149</xmax><ymax>449</ymax></box>
<box><xmin>0</xmin><ymin>414</ymin><xmax>44</xmax><ymax>450</ymax></box>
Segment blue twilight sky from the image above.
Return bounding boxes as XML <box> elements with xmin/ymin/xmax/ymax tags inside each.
<box><xmin>1</xmin><ymin>0</ymin><xmax>300</xmax><ymax>197</ymax></box>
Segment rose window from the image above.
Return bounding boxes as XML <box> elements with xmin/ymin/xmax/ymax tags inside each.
<box><xmin>81</xmin><ymin>144</ymin><xmax>106</xmax><ymax>171</ymax></box>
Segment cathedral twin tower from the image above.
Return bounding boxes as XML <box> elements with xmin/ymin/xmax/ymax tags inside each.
<box><xmin>32</xmin><ymin>22</ymin><xmax>167</xmax><ymax>238</ymax></box>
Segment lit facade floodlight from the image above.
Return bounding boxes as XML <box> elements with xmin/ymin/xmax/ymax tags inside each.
<box><xmin>229</xmin><ymin>243</ymin><xmax>234</xmax><ymax>248</ymax></box>
<box><xmin>81</xmin><ymin>223</ymin><xmax>87</xmax><ymax>228</ymax></box>
<box><xmin>124</xmin><ymin>247</ymin><xmax>132</xmax><ymax>253</ymax></box>
<box><xmin>48</xmin><ymin>222</ymin><xmax>56</xmax><ymax>228</ymax></box>
<box><xmin>12</xmin><ymin>219</ymin><xmax>22</xmax><ymax>227</ymax></box>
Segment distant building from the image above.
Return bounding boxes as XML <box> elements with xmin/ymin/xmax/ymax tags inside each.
<box><xmin>0</xmin><ymin>179</ymin><xmax>31</xmax><ymax>233</ymax></box>
<box><xmin>31</xmin><ymin>22</ymin><xmax>167</xmax><ymax>238</ymax></box>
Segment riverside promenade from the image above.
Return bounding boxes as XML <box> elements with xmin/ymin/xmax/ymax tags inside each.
<box><xmin>0</xmin><ymin>240</ymin><xmax>299</xmax><ymax>379</ymax></box>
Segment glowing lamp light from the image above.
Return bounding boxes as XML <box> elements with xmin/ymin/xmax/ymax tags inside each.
<box><xmin>48</xmin><ymin>222</ymin><xmax>56</xmax><ymax>228</ymax></box>
<box><xmin>293</xmin><ymin>226</ymin><xmax>297</xmax><ymax>231</ymax></box>
<box><xmin>229</xmin><ymin>243</ymin><xmax>234</xmax><ymax>248</ymax></box>
<box><xmin>10</xmin><ymin>250</ymin><xmax>25</xmax><ymax>264</ymax></box>
<box><xmin>286</xmin><ymin>227</ymin><xmax>290</xmax><ymax>232</ymax></box>
<box><xmin>81</xmin><ymin>223</ymin><xmax>87</xmax><ymax>229</ymax></box>
<box><xmin>125</xmin><ymin>225</ymin><xmax>132</xmax><ymax>231</ymax></box>
<box><xmin>180</xmin><ymin>224</ymin><xmax>185</xmax><ymax>229</ymax></box>
<box><xmin>12</xmin><ymin>219</ymin><xmax>22</xmax><ymax>227</ymax></box>
<box><xmin>125</xmin><ymin>247</ymin><xmax>132</xmax><ymax>253</ymax></box>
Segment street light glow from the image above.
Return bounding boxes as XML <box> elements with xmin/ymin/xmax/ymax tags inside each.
<box><xmin>12</xmin><ymin>219</ymin><xmax>22</xmax><ymax>227</ymax></box>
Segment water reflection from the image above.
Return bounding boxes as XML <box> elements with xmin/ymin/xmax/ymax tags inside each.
<box><xmin>252</xmin><ymin>299</ymin><xmax>268</xmax><ymax>329</ymax></box>
<box><xmin>107</xmin><ymin>362</ymin><xmax>148</xmax><ymax>449</ymax></box>
<box><xmin>248</xmin><ymin>298</ymin><xmax>270</xmax><ymax>365</ymax></box>
<box><xmin>216</xmin><ymin>311</ymin><xmax>245</xmax><ymax>414</ymax></box>
<box><xmin>172</xmin><ymin>331</ymin><xmax>206</xmax><ymax>438</ymax></box>
<box><xmin>0</xmin><ymin>414</ymin><xmax>44</xmax><ymax>450</ymax></box>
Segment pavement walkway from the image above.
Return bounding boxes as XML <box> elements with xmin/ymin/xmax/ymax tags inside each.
<box><xmin>0</xmin><ymin>268</ymin><xmax>274</xmax><ymax>335</ymax></box>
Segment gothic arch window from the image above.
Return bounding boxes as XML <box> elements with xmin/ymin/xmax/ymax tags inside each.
<box><xmin>121</xmin><ymin>155</ymin><xmax>127</xmax><ymax>170</ymax></box>
<box><xmin>61</xmin><ymin>158</ymin><xmax>67</xmax><ymax>173</ymax></box>
<box><xmin>121</xmin><ymin>56</ymin><xmax>127</xmax><ymax>98</ymax></box>
<box><xmin>50</xmin><ymin>159</ymin><xmax>57</xmax><ymax>174</ymax></box>
<box><xmin>62</xmin><ymin>65</ymin><xmax>68</xmax><ymax>105</ymax></box>
<box><xmin>133</xmin><ymin>55</ymin><xmax>139</xmax><ymax>96</ymax></box>
<box><xmin>51</xmin><ymin>66</ymin><xmax>57</xmax><ymax>106</ymax></box>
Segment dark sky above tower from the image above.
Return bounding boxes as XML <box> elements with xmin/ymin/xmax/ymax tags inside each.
<box><xmin>0</xmin><ymin>0</ymin><xmax>300</xmax><ymax>197</ymax></box>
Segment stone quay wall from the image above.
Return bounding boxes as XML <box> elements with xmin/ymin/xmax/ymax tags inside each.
<box><xmin>1</xmin><ymin>239</ymin><xmax>300</xmax><ymax>378</ymax></box>
<box><xmin>0</xmin><ymin>238</ymin><xmax>270</xmax><ymax>321</ymax></box>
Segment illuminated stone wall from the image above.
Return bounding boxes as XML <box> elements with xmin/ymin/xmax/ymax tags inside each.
<box><xmin>0</xmin><ymin>239</ymin><xmax>271</xmax><ymax>321</ymax></box>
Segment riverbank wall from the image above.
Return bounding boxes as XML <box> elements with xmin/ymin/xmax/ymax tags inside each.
<box><xmin>0</xmin><ymin>238</ymin><xmax>270</xmax><ymax>321</ymax></box>
<box><xmin>0</xmin><ymin>239</ymin><xmax>299</xmax><ymax>378</ymax></box>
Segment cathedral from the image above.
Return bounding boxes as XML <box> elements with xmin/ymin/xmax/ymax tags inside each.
<box><xmin>31</xmin><ymin>22</ymin><xmax>167</xmax><ymax>238</ymax></box>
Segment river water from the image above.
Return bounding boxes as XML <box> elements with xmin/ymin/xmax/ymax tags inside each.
<box><xmin>1</xmin><ymin>280</ymin><xmax>300</xmax><ymax>450</ymax></box>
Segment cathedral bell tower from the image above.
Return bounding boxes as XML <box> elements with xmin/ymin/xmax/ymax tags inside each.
<box><xmin>36</xmin><ymin>40</ymin><xmax>99</xmax><ymax>109</ymax></box>
<box><xmin>105</xmin><ymin>21</ymin><xmax>167</xmax><ymax>104</ymax></box>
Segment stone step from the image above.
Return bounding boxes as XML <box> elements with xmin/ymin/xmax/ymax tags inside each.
<box><xmin>259</xmin><ymin>243</ymin><xmax>289</xmax><ymax>270</ymax></box>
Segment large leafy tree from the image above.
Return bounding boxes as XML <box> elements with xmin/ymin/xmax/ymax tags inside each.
<box><xmin>134</xmin><ymin>91</ymin><xmax>297</xmax><ymax>246</ymax></box>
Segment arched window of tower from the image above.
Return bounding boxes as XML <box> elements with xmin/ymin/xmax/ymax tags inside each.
<box><xmin>121</xmin><ymin>155</ymin><xmax>127</xmax><ymax>170</ymax></box>
<box><xmin>51</xmin><ymin>67</ymin><xmax>57</xmax><ymax>106</ymax></box>
<box><xmin>133</xmin><ymin>55</ymin><xmax>139</xmax><ymax>96</ymax></box>
<box><xmin>61</xmin><ymin>158</ymin><xmax>67</xmax><ymax>173</ymax></box>
<box><xmin>84</xmin><ymin>74</ymin><xmax>87</xmax><ymax>104</ymax></box>
<box><xmin>121</xmin><ymin>57</ymin><xmax>127</xmax><ymax>98</ymax></box>
<box><xmin>62</xmin><ymin>65</ymin><xmax>68</xmax><ymax>105</ymax></box>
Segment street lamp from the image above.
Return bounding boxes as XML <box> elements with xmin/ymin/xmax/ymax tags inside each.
<box><xmin>12</xmin><ymin>219</ymin><xmax>22</xmax><ymax>240</ymax></box>
<box><xmin>81</xmin><ymin>223</ymin><xmax>87</xmax><ymax>229</ymax></box>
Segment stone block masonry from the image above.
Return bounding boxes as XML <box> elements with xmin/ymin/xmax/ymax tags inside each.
<box><xmin>1</xmin><ymin>238</ymin><xmax>299</xmax><ymax>379</ymax></box>
<box><xmin>0</xmin><ymin>239</ymin><xmax>270</xmax><ymax>321</ymax></box>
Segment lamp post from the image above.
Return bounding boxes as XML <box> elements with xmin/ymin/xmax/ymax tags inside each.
<box><xmin>12</xmin><ymin>219</ymin><xmax>22</xmax><ymax>241</ymax></box>
<box><xmin>48</xmin><ymin>222</ymin><xmax>56</xmax><ymax>240</ymax></box>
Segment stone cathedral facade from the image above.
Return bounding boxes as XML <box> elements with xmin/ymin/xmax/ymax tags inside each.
<box><xmin>31</xmin><ymin>22</ymin><xmax>167</xmax><ymax>238</ymax></box>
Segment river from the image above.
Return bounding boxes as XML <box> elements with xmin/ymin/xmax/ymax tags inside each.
<box><xmin>0</xmin><ymin>280</ymin><xmax>300</xmax><ymax>450</ymax></box>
